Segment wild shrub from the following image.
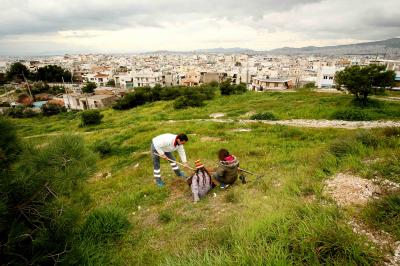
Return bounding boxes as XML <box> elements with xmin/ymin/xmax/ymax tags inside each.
<box><xmin>331</xmin><ymin>109</ymin><xmax>373</xmax><ymax>121</ymax></box>
<box><xmin>220</xmin><ymin>79</ymin><xmax>247</xmax><ymax>95</ymax></box>
<box><xmin>80</xmin><ymin>207</ymin><xmax>130</xmax><ymax>243</ymax></box>
<box><xmin>329</xmin><ymin>138</ymin><xmax>358</xmax><ymax>158</ymax></box>
<box><xmin>5</xmin><ymin>106</ymin><xmax>39</xmax><ymax>118</ymax></box>
<box><xmin>41</xmin><ymin>103</ymin><xmax>66</xmax><ymax>116</ymax></box>
<box><xmin>368</xmin><ymin>151</ymin><xmax>400</xmax><ymax>182</ymax></box>
<box><xmin>0</xmin><ymin>134</ymin><xmax>96</xmax><ymax>265</ymax></box>
<box><xmin>93</xmin><ymin>140</ymin><xmax>112</xmax><ymax>156</ymax></box>
<box><xmin>382</xmin><ymin>127</ymin><xmax>400</xmax><ymax>137</ymax></box>
<box><xmin>173</xmin><ymin>95</ymin><xmax>205</xmax><ymax>109</ymax></box>
<box><xmin>0</xmin><ymin>118</ymin><xmax>21</xmax><ymax>170</ymax></box>
<box><xmin>250</xmin><ymin>111</ymin><xmax>279</xmax><ymax>120</ymax></box>
<box><xmin>81</xmin><ymin>110</ymin><xmax>103</xmax><ymax>126</ymax></box>
<box><xmin>355</xmin><ymin>130</ymin><xmax>380</xmax><ymax>148</ymax></box>
<box><xmin>363</xmin><ymin>194</ymin><xmax>400</xmax><ymax>239</ymax></box>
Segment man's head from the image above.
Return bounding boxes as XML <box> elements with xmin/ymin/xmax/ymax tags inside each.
<box><xmin>176</xmin><ymin>133</ymin><xmax>188</xmax><ymax>145</ymax></box>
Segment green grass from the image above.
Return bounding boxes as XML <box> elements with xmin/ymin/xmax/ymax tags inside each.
<box><xmin>363</xmin><ymin>194</ymin><xmax>400</xmax><ymax>239</ymax></box>
<box><xmin>9</xmin><ymin>90</ymin><xmax>400</xmax><ymax>265</ymax></box>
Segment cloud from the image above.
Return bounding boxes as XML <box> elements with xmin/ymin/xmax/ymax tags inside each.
<box><xmin>0</xmin><ymin>0</ymin><xmax>399</xmax><ymax>55</ymax></box>
<box><xmin>0</xmin><ymin>0</ymin><xmax>321</xmax><ymax>36</ymax></box>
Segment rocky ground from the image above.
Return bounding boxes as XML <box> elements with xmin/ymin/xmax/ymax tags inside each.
<box><xmin>324</xmin><ymin>173</ymin><xmax>400</xmax><ymax>265</ymax></box>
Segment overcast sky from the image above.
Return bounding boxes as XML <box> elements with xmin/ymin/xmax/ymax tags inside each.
<box><xmin>0</xmin><ymin>0</ymin><xmax>399</xmax><ymax>55</ymax></box>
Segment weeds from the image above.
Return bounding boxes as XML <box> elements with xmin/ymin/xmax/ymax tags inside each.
<box><xmin>250</xmin><ymin>111</ymin><xmax>279</xmax><ymax>120</ymax></box>
<box><xmin>363</xmin><ymin>193</ymin><xmax>400</xmax><ymax>239</ymax></box>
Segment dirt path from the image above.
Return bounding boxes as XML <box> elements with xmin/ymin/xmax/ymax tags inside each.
<box><xmin>167</xmin><ymin>118</ymin><xmax>400</xmax><ymax>129</ymax></box>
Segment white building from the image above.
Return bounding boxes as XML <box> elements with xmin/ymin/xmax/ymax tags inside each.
<box><xmin>316</xmin><ymin>67</ymin><xmax>342</xmax><ymax>88</ymax></box>
<box><xmin>131</xmin><ymin>71</ymin><xmax>163</xmax><ymax>87</ymax></box>
<box><xmin>63</xmin><ymin>94</ymin><xmax>116</xmax><ymax>110</ymax></box>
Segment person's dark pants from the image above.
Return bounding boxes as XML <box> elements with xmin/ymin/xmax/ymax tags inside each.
<box><xmin>151</xmin><ymin>143</ymin><xmax>182</xmax><ymax>180</ymax></box>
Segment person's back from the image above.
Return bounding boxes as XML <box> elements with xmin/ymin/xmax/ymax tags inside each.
<box><xmin>213</xmin><ymin>149</ymin><xmax>239</xmax><ymax>185</ymax></box>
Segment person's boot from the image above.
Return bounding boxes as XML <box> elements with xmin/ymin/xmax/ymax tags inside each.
<box><xmin>239</xmin><ymin>174</ymin><xmax>247</xmax><ymax>184</ymax></box>
<box><xmin>155</xmin><ymin>178</ymin><xmax>165</xmax><ymax>187</ymax></box>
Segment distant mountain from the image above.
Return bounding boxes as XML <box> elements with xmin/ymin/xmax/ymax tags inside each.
<box><xmin>267</xmin><ymin>38</ymin><xmax>400</xmax><ymax>55</ymax></box>
<box><xmin>193</xmin><ymin>47</ymin><xmax>255</xmax><ymax>54</ymax></box>
<box><xmin>140</xmin><ymin>38</ymin><xmax>400</xmax><ymax>56</ymax></box>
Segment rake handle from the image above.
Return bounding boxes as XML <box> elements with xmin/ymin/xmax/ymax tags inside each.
<box><xmin>153</xmin><ymin>152</ymin><xmax>196</xmax><ymax>171</ymax></box>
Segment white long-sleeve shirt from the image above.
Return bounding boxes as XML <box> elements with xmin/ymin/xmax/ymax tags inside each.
<box><xmin>152</xmin><ymin>133</ymin><xmax>187</xmax><ymax>163</ymax></box>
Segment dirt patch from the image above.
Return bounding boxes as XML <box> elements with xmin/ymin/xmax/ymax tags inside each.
<box><xmin>244</xmin><ymin>119</ymin><xmax>400</xmax><ymax>129</ymax></box>
<box><xmin>231</xmin><ymin>128</ymin><xmax>252</xmax><ymax>132</ymax></box>
<box><xmin>348</xmin><ymin>219</ymin><xmax>400</xmax><ymax>266</ymax></box>
<box><xmin>200</xmin><ymin>136</ymin><xmax>223</xmax><ymax>142</ymax></box>
<box><xmin>324</xmin><ymin>173</ymin><xmax>381</xmax><ymax>206</ymax></box>
<box><xmin>209</xmin><ymin>113</ymin><xmax>225</xmax><ymax>119</ymax></box>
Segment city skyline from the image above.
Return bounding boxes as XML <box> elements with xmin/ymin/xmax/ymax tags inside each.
<box><xmin>1</xmin><ymin>0</ymin><xmax>400</xmax><ymax>55</ymax></box>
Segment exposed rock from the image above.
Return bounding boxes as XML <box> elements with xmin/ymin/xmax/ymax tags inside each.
<box><xmin>324</xmin><ymin>173</ymin><xmax>381</xmax><ymax>206</ymax></box>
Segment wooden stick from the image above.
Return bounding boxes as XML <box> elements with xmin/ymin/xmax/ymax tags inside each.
<box><xmin>153</xmin><ymin>152</ymin><xmax>196</xmax><ymax>171</ymax></box>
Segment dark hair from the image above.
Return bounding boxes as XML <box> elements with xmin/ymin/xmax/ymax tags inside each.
<box><xmin>177</xmin><ymin>133</ymin><xmax>188</xmax><ymax>142</ymax></box>
<box><xmin>218</xmin><ymin>148</ymin><xmax>229</xmax><ymax>161</ymax></box>
<box><xmin>195</xmin><ymin>167</ymin><xmax>213</xmax><ymax>187</ymax></box>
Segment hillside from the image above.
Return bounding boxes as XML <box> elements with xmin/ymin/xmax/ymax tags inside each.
<box><xmin>142</xmin><ymin>38</ymin><xmax>400</xmax><ymax>56</ymax></box>
<box><xmin>268</xmin><ymin>38</ymin><xmax>400</xmax><ymax>55</ymax></box>
<box><xmin>9</xmin><ymin>91</ymin><xmax>400</xmax><ymax>265</ymax></box>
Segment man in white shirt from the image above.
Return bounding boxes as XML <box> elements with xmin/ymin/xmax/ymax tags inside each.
<box><xmin>151</xmin><ymin>133</ymin><xmax>189</xmax><ymax>187</ymax></box>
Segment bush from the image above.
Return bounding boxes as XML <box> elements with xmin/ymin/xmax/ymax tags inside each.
<box><xmin>355</xmin><ymin>130</ymin><xmax>380</xmax><ymax>148</ymax></box>
<box><xmin>41</xmin><ymin>103</ymin><xmax>66</xmax><ymax>116</ymax></box>
<box><xmin>81</xmin><ymin>110</ymin><xmax>103</xmax><ymax>126</ymax></box>
<box><xmin>331</xmin><ymin>109</ymin><xmax>373</xmax><ymax>121</ymax></box>
<box><xmin>329</xmin><ymin>138</ymin><xmax>358</xmax><ymax>158</ymax></box>
<box><xmin>250</xmin><ymin>112</ymin><xmax>279</xmax><ymax>120</ymax></box>
<box><xmin>220</xmin><ymin>79</ymin><xmax>247</xmax><ymax>95</ymax></box>
<box><xmin>4</xmin><ymin>106</ymin><xmax>40</xmax><ymax>118</ymax></box>
<box><xmin>93</xmin><ymin>140</ymin><xmax>112</xmax><ymax>156</ymax></box>
<box><xmin>0</xmin><ymin>134</ymin><xmax>96</xmax><ymax>265</ymax></box>
<box><xmin>382</xmin><ymin>127</ymin><xmax>400</xmax><ymax>137</ymax></box>
<box><xmin>81</xmin><ymin>207</ymin><xmax>130</xmax><ymax>243</ymax></box>
<box><xmin>0</xmin><ymin>118</ymin><xmax>21</xmax><ymax>170</ymax></box>
<box><xmin>173</xmin><ymin>95</ymin><xmax>205</xmax><ymax>109</ymax></box>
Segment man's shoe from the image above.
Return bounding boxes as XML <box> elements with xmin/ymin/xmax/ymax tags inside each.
<box><xmin>155</xmin><ymin>178</ymin><xmax>165</xmax><ymax>188</ymax></box>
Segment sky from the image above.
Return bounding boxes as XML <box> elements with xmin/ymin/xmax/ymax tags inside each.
<box><xmin>0</xmin><ymin>0</ymin><xmax>399</xmax><ymax>55</ymax></box>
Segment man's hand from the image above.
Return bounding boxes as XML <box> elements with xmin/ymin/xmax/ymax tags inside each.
<box><xmin>160</xmin><ymin>154</ymin><xmax>168</xmax><ymax>160</ymax></box>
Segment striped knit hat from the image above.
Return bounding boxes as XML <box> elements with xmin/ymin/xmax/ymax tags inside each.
<box><xmin>195</xmin><ymin>159</ymin><xmax>204</xmax><ymax>169</ymax></box>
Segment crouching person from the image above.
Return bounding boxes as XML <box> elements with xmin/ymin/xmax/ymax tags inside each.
<box><xmin>188</xmin><ymin>160</ymin><xmax>215</xmax><ymax>202</ymax></box>
<box><xmin>213</xmin><ymin>149</ymin><xmax>245</xmax><ymax>189</ymax></box>
<box><xmin>151</xmin><ymin>133</ymin><xmax>189</xmax><ymax>187</ymax></box>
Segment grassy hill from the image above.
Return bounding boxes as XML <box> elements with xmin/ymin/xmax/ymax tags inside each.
<box><xmin>11</xmin><ymin>91</ymin><xmax>400</xmax><ymax>265</ymax></box>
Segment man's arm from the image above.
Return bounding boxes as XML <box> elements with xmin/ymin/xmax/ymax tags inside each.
<box><xmin>177</xmin><ymin>145</ymin><xmax>187</xmax><ymax>163</ymax></box>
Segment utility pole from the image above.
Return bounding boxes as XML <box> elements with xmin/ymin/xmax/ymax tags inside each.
<box><xmin>62</xmin><ymin>76</ymin><xmax>71</xmax><ymax>110</ymax></box>
<box><xmin>21</xmin><ymin>71</ymin><xmax>33</xmax><ymax>100</ymax></box>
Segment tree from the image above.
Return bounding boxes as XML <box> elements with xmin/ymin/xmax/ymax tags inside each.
<box><xmin>6</xmin><ymin>62</ymin><xmax>30</xmax><ymax>83</ymax></box>
<box><xmin>35</xmin><ymin>65</ymin><xmax>72</xmax><ymax>82</ymax></box>
<box><xmin>220</xmin><ymin>78</ymin><xmax>233</xmax><ymax>95</ymax></box>
<box><xmin>82</xmin><ymin>82</ymin><xmax>97</xmax><ymax>94</ymax></box>
<box><xmin>335</xmin><ymin>64</ymin><xmax>395</xmax><ymax>106</ymax></box>
<box><xmin>106</xmin><ymin>79</ymin><xmax>115</xmax><ymax>87</ymax></box>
